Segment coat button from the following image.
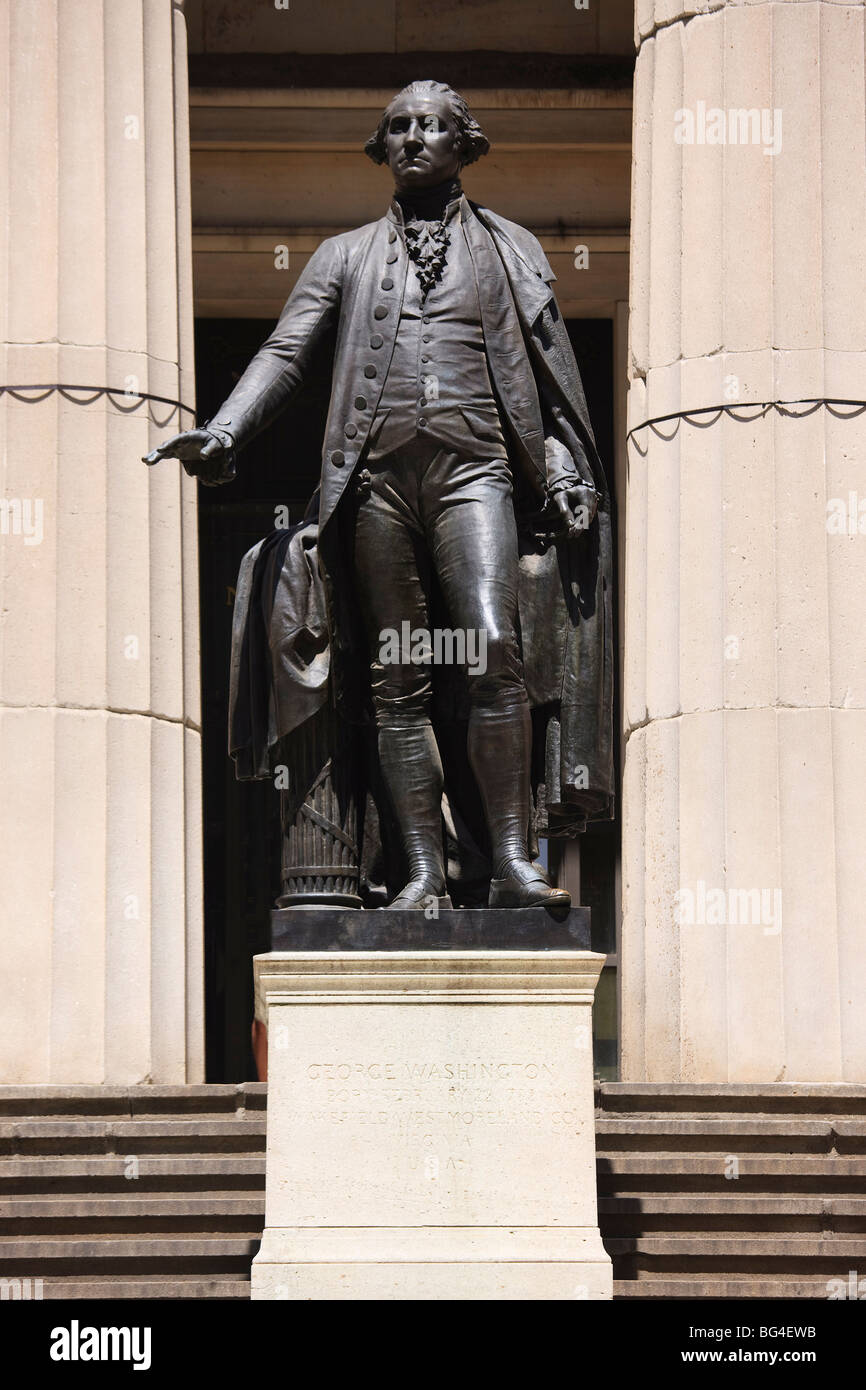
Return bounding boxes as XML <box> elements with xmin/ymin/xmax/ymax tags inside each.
<box><xmin>354</xmin><ymin>396</ymin><xmax>367</xmax><ymax>410</ymax></box>
<box><xmin>418</xmin><ymin>417</ymin><xmax>428</xmax><ymax>429</ymax></box>
<box><xmin>344</xmin><ymin>424</ymin><xmax>358</xmax><ymax>439</ymax></box>
<box><xmin>381</xmin><ymin>277</ymin><xmax>394</xmax><ymax>290</ymax></box>
<box><xmin>331</xmin><ymin>450</ymin><xmax>346</xmax><ymax>467</ymax></box>
<box><xmin>364</xmin><ymin>365</ymin><xmax>377</xmax><ymax>378</ymax></box>
<box><xmin>374</xmin><ymin>305</ymin><xmax>388</xmax><ymax>320</ymax></box>
<box><xmin>388</xmin><ymin>230</ymin><xmax>397</xmax><ymax>243</ymax></box>
<box><xmin>386</xmin><ymin>252</ymin><xmax>398</xmax><ymax>264</ymax></box>
<box><xmin>370</xmin><ymin>334</ymin><xmax>383</xmax><ymax>349</ymax></box>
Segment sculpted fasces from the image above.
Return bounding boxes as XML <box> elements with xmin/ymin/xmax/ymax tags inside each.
<box><xmin>145</xmin><ymin>80</ymin><xmax>614</xmax><ymax>911</ymax></box>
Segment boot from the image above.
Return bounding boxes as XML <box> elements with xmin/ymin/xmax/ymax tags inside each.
<box><xmin>468</xmin><ymin>693</ymin><xmax>571</xmax><ymax>911</ymax></box>
<box><xmin>378</xmin><ymin>722</ymin><xmax>451</xmax><ymax>909</ymax></box>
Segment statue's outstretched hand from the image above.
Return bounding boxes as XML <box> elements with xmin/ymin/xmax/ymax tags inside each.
<box><xmin>142</xmin><ymin>428</ymin><xmax>236</xmax><ymax>486</ymax></box>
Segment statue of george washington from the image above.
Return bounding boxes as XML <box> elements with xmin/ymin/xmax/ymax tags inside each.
<box><xmin>145</xmin><ymin>80</ymin><xmax>614</xmax><ymax>912</ymax></box>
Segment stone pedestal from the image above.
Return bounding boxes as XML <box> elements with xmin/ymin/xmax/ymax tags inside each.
<box><xmin>252</xmin><ymin>912</ymin><xmax>611</xmax><ymax>1301</ymax></box>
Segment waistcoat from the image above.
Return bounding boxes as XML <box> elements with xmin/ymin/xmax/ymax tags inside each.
<box><xmin>366</xmin><ymin>198</ymin><xmax>506</xmax><ymax>461</ymax></box>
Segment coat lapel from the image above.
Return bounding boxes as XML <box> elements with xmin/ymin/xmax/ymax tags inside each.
<box><xmin>459</xmin><ymin>202</ymin><xmax>547</xmax><ymax>486</ymax></box>
<box><xmin>471</xmin><ymin>206</ymin><xmax>556</xmax><ymax>328</ymax></box>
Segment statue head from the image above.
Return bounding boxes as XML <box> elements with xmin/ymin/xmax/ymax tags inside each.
<box><xmin>364</xmin><ymin>80</ymin><xmax>490</xmax><ymax>192</ymax></box>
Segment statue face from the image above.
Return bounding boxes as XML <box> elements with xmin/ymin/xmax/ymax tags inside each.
<box><xmin>384</xmin><ymin>93</ymin><xmax>462</xmax><ymax>192</ymax></box>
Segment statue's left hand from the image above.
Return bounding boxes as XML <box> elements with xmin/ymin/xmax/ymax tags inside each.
<box><xmin>550</xmin><ymin>483</ymin><xmax>599</xmax><ymax>536</ymax></box>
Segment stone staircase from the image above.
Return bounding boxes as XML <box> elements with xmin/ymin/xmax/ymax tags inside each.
<box><xmin>598</xmin><ymin>1083</ymin><xmax>866</xmax><ymax>1299</ymax></box>
<box><xmin>0</xmin><ymin>1085</ymin><xmax>266</xmax><ymax>1299</ymax></box>
<box><xmin>1</xmin><ymin>1082</ymin><xmax>864</xmax><ymax>1298</ymax></box>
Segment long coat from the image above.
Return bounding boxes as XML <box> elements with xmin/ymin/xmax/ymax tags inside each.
<box><xmin>226</xmin><ymin>197</ymin><xmax>614</xmax><ymax>834</ymax></box>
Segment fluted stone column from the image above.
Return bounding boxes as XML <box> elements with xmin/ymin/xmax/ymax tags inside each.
<box><xmin>0</xmin><ymin>0</ymin><xmax>202</xmax><ymax>1082</ymax></box>
<box><xmin>623</xmin><ymin>0</ymin><xmax>866</xmax><ymax>1081</ymax></box>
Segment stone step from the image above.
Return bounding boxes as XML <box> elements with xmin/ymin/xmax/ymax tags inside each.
<box><xmin>0</xmin><ymin>1194</ymin><xmax>265</xmax><ymax>1235</ymax></box>
<box><xmin>597</xmin><ymin>1083</ymin><xmax>866</xmax><ymax>1116</ymax></box>
<box><xmin>612</xmin><ymin>1278</ymin><xmax>837</xmax><ymax>1299</ymax></box>
<box><xmin>600</xmin><ymin>1194</ymin><xmax>866</xmax><ymax>1215</ymax></box>
<box><xmin>599</xmin><ymin>1194</ymin><xmax>866</xmax><ymax>1233</ymax></box>
<box><xmin>0</xmin><ymin>1156</ymin><xmax>265</xmax><ymax>1195</ymax></box>
<box><xmin>5</xmin><ymin>1118</ymin><xmax>854</xmax><ymax>1151</ymax></box>
<box><xmin>36</xmin><ymin>1278</ymin><xmax>252</xmax><ymax>1300</ymax></box>
<box><xmin>0</xmin><ymin>1085</ymin><xmax>267</xmax><ymax>1119</ymax></box>
<box><xmin>0</xmin><ymin>1195</ymin><xmax>264</xmax><ymax>1218</ymax></box>
<box><xmin>596</xmin><ymin>1116</ymin><xmax>865</xmax><ymax>1152</ymax></box>
<box><xmin>4</xmin><ymin>1153</ymin><xmax>860</xmax><ymax>1190</ymax></box>
<box><xmin>10</xmin><ymin>1193</ymin><xmax>851</xmax><ymax>1236</ymax></box>
<box><xmin>607</xmin><ymin>1233</ymin><xmax>866</xmax><ymax>1283</ymax></box>
<box><xmin>24</xmin><ymin>1276</ymin><xmax>840</xmax><ymax>1300</ymax></box>
<box><xmin>606</xmin><ymin>1235</ymin><xmax>866</xmax><ymax>1258</ymax></box>
<box><xmin>597</xmin><ymin>1155</ymin><xmax>866</xmax><ymax>1189</ymax></box>
<box><xmin>0</xmin><ymin>1236</ymin><xmax>260</xmax><ymax>1273</ymax></box>
<box><xmin>0</xmin><ymin>1118</ymin><xmax>266</xmax><ymax>1156</ymax></box>
<box><xmin>5</xmin><ymin>1081</ymin><xmax>863</xmax><ymax>1120</ymax></box>
<box><xmin>4</xmin><ymin>1193</ymin><xmax>858</xmax><ymax>1242</ymax></box>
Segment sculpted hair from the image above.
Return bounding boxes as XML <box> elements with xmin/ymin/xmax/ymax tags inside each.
<box><xmin>364</xmin><ymin>80</ymin><xmax>491</xmax><ymax>167</ymax></box>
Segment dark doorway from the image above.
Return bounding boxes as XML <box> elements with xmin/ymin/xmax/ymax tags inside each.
<box><xmin>195</xmin><ymin>315</ymin><xmax>617</xmax><ymax>1082</ymax></box>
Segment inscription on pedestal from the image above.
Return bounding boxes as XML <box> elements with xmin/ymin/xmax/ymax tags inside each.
<box><xmin>294</xmin><ymin>1057</ymin><xmax>582</xmax><ymax>1139</ymax></box>
<box><xmin>267</xmin><ymin>1006</ymin><xmax>596</xmax><ymax>1228</ymax></box>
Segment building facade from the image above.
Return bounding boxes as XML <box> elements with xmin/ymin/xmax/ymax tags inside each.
<box><xmin>1</xmin><ymin>0</ymin><xmax>864</xmax><ymax>1092</ymax></box>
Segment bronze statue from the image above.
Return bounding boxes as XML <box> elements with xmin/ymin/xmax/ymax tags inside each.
<box><xmin>145</xmin><ymin>80</ymin><xmax>614</xmax><ymax>912</ymax></box>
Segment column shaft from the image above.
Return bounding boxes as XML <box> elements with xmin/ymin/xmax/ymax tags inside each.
<box><xmin>0</xmin><ymin>0</ymin><xmax>202</xmax><ymax>1082</ymax></box>
<box><xmin>623</xmin><ymin>0</ymin><xmax>866</xmax><ymax>1081</ymax></box>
